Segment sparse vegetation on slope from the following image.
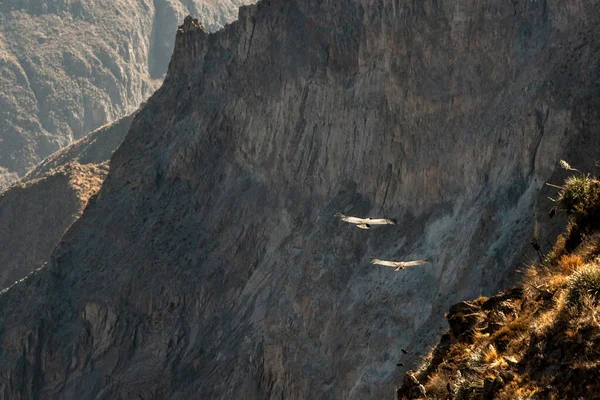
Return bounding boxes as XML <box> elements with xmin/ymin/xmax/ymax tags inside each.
<box><xmin>398</xmin><ymin>167</ymin><xmax>600</xmax><ymax>399</ymax></box>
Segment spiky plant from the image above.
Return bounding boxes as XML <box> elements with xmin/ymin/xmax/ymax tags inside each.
<box><xmin>555</xmin><ymin>174</ymin><xmax>600</xmax><ymax>219</ymax></box>
<box><xmin>567</xmin><ymin>264</ymin><xmax>600</xmax><ymax>306</ymax></box>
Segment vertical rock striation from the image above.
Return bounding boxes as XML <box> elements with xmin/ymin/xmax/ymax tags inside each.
<box><xmin>1</xmin><ymin>1</ymin><xmax>600</xmax><ymax>399</ymax></box>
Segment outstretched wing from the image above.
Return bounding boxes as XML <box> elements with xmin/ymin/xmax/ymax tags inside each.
<box><xmin>400</xmin><ymin>260</ymin><xmax>428</xmax><ymax>268</ymax></box>
<box><xmin>336</xmin><ymin>213</ymin><xmax>395</xmax><ymax>226</ymax></box>
<box><xmin>371</xmin><ymin>259</ymin><xmax>399</xmax><ymax>267</ymax></box>
<box><xmin>336</xmin><ymin>212</ymin><xmax>368</xmax><ymax>225</ymax></box>
<box><xmin>367</xmin><ymin>218</ymin><xmax>396</xmax><ymax>225</ymax></box>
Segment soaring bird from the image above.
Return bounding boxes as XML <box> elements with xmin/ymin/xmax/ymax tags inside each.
<box><xmin>371</xmin><ymin>258</ymin><xmax>428</xmax><ymax>271</ymax></box>
<box><xmin>336</xmin><ymin>213</ymin><xmax>396</xmax><ymax>229</ymax></box>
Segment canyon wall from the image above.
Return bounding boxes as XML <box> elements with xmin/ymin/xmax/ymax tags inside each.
<box><xmin>1</xmin><ymin>1</ymin><xmax>600</xmax><ymax>399</ymax></box>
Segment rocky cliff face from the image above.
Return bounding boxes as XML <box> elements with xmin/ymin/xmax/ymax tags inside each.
<box><xmin>0</xmin><ymin>0</ymin><xmax>250</xmax><ymax>188</ymax></box>
<box><xmin>0</xmin><ymin>114</ymin><xmax>132</xmax><ymax>291</ymax></box>
<box><xmin>1</xmin><ymin>1</ymin><xmax>600</xmax><ymax>399</ymax></box>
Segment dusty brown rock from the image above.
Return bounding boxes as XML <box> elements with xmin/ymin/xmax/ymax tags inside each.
<box><xmin>499</xmin><ymin>371</ymin><xmax>515</xmax><ymax>383</ymax></box>
<box><xmin>1</xmin><ymin>0</ymin><xmax>600</xmax><ymax>399</ymax></box>
<box><xmin>481</xmin><ymin>288</ymin><xmax>523</xmax><ymax>311</ymax></box>
<box><xmin>447</xmin><ymin>301</ymin><xmax>483</xmax><ymax>339</ymax></box>
<box><xmin>397</xmin><ymin>373</ymin><xmax>426</xmax><ymax>400</ymax></box>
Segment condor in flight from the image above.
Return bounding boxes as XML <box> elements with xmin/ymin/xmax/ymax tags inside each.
<box><xmin>336</xmin><ymin>213</ymin><xmax>396</xmax><ymax>230</ymax></box>
<box><xmin>371</xmin><ymin>259</ymin><xmax>428</xmax><ymax>271</ymax></box>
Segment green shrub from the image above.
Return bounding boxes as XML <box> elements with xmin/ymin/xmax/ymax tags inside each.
<box><xmin>567</xmin><ymin>264</ymin><xmax>600</xmax><ymax>306</ymax></box>
<box><xmin>556</xmin><ymin>174</ymin><xmax>600</xmax><ymax>219</ymax></box>
<box><xmin>548</xmin><ymin>161</ymin><xmax>600</xmax><ymax>250</ymax></box>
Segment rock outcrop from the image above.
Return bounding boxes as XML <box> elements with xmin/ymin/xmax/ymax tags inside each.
<box><xmin>0</xmin><ymin>114</ymin><xmax>132</xmax><ymax>291</ymax></box>
<box><xmin>1</xmin><ymin>1</ymin><xmax>600</xmax><ymax>399</ymax></box>
<box><xmin>0</xmin><ymin>0</ymin><xmax>250</xmax><ymax>188</ymax></box>
<box><xmin>22</xmin><ymin>114</ymin><xmax>134</xmax><ymax>183</ymax></box>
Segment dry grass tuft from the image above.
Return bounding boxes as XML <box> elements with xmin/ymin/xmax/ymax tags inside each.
<box><xmin>482</xmin><ymin>344</ymin><xmax>507</xmax><ymax>368</ymax></box>
<box><xmin>497</xmin><ymin>382</ymin><xmax>541</xmax><ymax>400</ymax></box>
<box><xmin>547</xmin><ymin>234</ymin><xmax>568</xmax><ymax>265</ymax></box>
<box><xmin>547</xmin><ymin>274</ymin><xmax>568</xmax><ymax>291</ymax></box>
<box><xmin>492</xmin><ymin>317</ymin><xmax>530</xmax><ymax>349</ymax></box>
<box><xmin>575</xmin><ymin>232</ymin><xmax>600</xmax><ymax>261</ymax></box>
<box><xmin>557</xmin><ymin>254</ymin><xmax>584</xmax><ymax>275</ymax></box>
<box><xmin>424</xmin><ymin>369</ymin><xmax>455</xmax><ymax>398</ymax></box>
<box><xmin>567</xmin><ymin>263</ymin><xmax>600</xmax><ymax>306</ymax></box>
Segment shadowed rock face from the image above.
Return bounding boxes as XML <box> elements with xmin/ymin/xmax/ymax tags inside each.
<box><xmin>0</xmin><ymin>114</ymin><xmax>132</xmax><ymax>291</ymax></box>
<box><xmin>0</xmin><ymin>0</ymin><xmax>250</xmax><ymax>188</ymax></box>
<box><xmin>0</xmin><ymin>162</ymin><xmax>108</xmax><ymax>291</ymax></box>
<box><xmin>1</xmin><ymin>1</ymin><xmax>600</xmax><ymax>399</ymax></box>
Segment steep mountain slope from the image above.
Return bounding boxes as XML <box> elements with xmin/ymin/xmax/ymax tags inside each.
<box><xmin>1</xmin><ymin>1</ymin><xmax>600</xmax><ymax>399</ymax></box>
<box><xmin>0</xmin><ymin>0</ymin><xmax>250</xmax><ymax>188</ymax></box>
<box><xmin>0</xmin><ymin>114</ymin><xmax>132</xmax><ymax>291</ymax></box>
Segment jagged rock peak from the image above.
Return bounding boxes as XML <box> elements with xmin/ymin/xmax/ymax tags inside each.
<box><xmin>178</xmin><ymin>15</ymin><xmax>207</xmax><ymax>35</ymax></box>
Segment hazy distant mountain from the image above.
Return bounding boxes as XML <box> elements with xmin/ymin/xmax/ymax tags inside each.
<box><xmin>0</xmin><ymin>0</ymin><xmax>249</xmax><ymax>188</ymax></box>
